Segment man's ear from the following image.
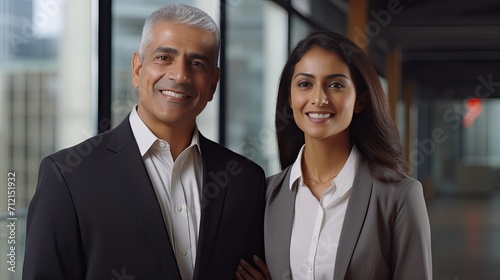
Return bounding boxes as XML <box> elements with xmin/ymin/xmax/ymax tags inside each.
<box><xmin>208</xmin><ymin>67</ymin><xmax>221</xmax><ymax>101</ymax></box>
<box><xmin>131</xmin><ymin>52</ymin><xmax>142</xmax><ymax>88</ymax></box>
<box><xmin>354</xmin><ymin>92</ymin><xmax>367</xmax><ymax>113</ymax></box>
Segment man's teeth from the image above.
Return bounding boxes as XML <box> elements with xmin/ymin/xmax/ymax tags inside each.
<box><xmin>161</xmin><ymin>90</ymin><xmax>188</xmax><ymax>98</ymax></box>
<box><xmin>308</xmin><ymin>113</ymin><xmax>332</xmax><ymax>119</ymax></box>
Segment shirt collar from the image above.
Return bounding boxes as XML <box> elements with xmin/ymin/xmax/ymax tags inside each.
<box><xmin>289</xmin><ymin>144</ymin><xmax>360</xmax><ymax>196</ymax></box>
<box><xmin>290</xmin><ymin>145</ymin><xmax>305</xmax><ymax>190</ymax></box>
<box><xmin>129</xmin><ymin>105</ymin><xmax>201</xmax><ymax>157</ymax></box>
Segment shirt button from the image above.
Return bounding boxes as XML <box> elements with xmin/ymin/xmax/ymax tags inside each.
<box><xmin>180</xmin><ymin>250</ymin><xmax>187</xmax><ymax>257</ymax></box>
<box><xmin>308</xmin><ymin>265</ymin><xmax>312</xmax><ymax>272</ymax></box>
<box><xmin>312</xmin><ymin>235</ymin><xmax>317</xmax><ymax>240</ymax></box>
<box><xmin>159</xmin><ymin>141</ymin><xmax>166</xmax><ymax>148</ymax></box>
<box><xmin>176</xmin><ymin>205</ymin><xmax>183</xmax><ymax>212</ymax></box>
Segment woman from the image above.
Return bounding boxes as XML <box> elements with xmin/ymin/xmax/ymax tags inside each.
<box><xmin>237</xmin><ymin>31</ymin><xmax>432</xmax><ymax>280</ymax></box>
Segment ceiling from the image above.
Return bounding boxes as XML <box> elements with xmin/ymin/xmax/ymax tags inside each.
<box><xmin>370</xmin><ymin>0</ymin><xmax>500</xmax><ymax>99</ymax></box>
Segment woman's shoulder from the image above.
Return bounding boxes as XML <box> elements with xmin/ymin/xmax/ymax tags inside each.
<box><xmin>370</xmin><ymin>174</ymin><xmax>424</xmax><ymax>211</ymax></box>
<box><xmin>364</xmin><ymin>161</ymin><xmax>422</xmax><ymax>197</ymax></box>
<box><xmin>266</xmin><ymin>167</ymin><xmax>289</xmax><ymax>186</ymax></box>
<box><xmin>364</xmin><ymin>160</ymin><xmax>418</xmax><ymax>186</ymax></box>
<box><xmin>265</xmin><ymin>166</ymin><xmax>293</xmax><ymax>200</ymax></box>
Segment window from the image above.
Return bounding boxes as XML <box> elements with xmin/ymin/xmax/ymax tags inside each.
<box><xmin>0</xmin><ymin>0</ymin><xmax>93</xmax><ymax>278</ymax></box>
<box><xmin>225</xmin><ymin>0</ymin><xmax>287</xmax><ymax>174</ymax></box>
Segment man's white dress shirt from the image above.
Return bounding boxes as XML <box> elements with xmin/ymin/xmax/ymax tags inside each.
<box><xmin>129</xmin><ymin>107</ymin><xmax>202</xmax><ymax>280</ymax></box>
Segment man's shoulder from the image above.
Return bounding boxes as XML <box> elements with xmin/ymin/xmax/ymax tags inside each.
<box><xmin>47</xmin><ymin>117</ymin><xmax>132</xmax><ymax>160</ymax></box>
<box><xmin>50</xmin><ymin>130</ymin><xmax>113</xmax><ymax>158</ymax></box>
<box><xmin>43</xmin><ymin>119</ymin><xmax>135</xmax><ymax>171</ymax></box>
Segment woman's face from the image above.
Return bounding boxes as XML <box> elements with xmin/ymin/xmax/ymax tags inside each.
<box><xmin>289</xmin><ymin>46</ymin><xmax>362</xmax><ymax>142</ymax></box>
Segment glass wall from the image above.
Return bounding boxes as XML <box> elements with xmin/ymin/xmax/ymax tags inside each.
<box><xmin>290</xmin><ymin>14</ymin><xmax>312</xmax><ymax>52</ymax></box>
<box><xmin>225</xmin><ymin>0</ymin><xmax>287</xmax><ymax>175</ymax></box>
<box><xmin>0</xmin><ymin>0</ymin><xmax>93</xmax><ymax>279</ymax></box>
<box><xmin>291</xmin><ymin>0</ymin><xmax>346</xmax><ymax>47</ymax></box>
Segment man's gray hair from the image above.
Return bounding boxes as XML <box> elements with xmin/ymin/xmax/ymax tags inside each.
<box><xmin>138</xmin><ymin>3</ymin><xmax>220</xmax><ymax>61</ymax></box>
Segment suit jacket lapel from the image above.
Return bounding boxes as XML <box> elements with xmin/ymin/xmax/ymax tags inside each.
<box><xmin>193</xmin><ymin>135</ymin><xmax>229</xmax><ymax>278</ymax></box>
<box><xmin>265</xmin><ymin>167</ymin><xmax>297</xmax><ymax>279</ymax></box>
<box><xmin>106</xmin><ymin>117</ymin><xmax>181</xmax><ymax>278</ymax></box>
<box><xmin>334</xmin><ymin>160</ymin><xmax>373</xmax><ymax>280</ymax></box>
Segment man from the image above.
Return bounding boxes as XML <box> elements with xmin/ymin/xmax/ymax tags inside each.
<box><xmin>23</xmin><ymin>3</ymin><xmax>266</xmax><ymax>279</ymax></box>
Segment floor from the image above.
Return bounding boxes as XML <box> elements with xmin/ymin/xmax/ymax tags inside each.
<box><xmin>428</xmin><ymin>192</ymin><xmax>500</xmax><ymax>280</ymax></box>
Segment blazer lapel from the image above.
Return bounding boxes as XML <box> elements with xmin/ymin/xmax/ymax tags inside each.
<box><xmin>193</xmin><ymin>135</ymin><xmax>229</xmax><ymax>278</ymax></box>
<box><xmin>334</xmin><ymin>160</ymin><xmax>373</xmax><ymax>280</ymax></box>
<box><xmin>265</xmin><ymin>167</ymin><xmax>297</xmax><ymax>279</ymax></box>
<box><xmin>106</xmin><ymin>117</ymin><xmax>181</xmax><ymax>278</ymax></box>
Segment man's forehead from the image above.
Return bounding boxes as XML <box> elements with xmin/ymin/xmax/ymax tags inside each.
<box><xmin>153</xmin><ymin>22</ymin><xmax>214</xmax><ymax>41</ymax></box>
<box><xmin>150</xmin><ymin>24</ymin><xmax>215</xmax><ymax>48</ymax></box>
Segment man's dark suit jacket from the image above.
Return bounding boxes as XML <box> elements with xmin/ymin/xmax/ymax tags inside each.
<box><xmin>23</xmin><ymin>117</ymin><xmax>266</xmax><ymax>280</ymax></box>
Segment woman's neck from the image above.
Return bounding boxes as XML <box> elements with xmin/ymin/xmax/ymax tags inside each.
<box><xmin>301</xmin><ymin>135</ymin><xmax>352</xmax><ymax>199</ymax></box>
<box><xmin>302</xmin><ymin>136</ymin><xmax>351</xmax><ymax>178</ymax></box>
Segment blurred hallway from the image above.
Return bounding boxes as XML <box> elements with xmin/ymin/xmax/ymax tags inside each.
<box><xmin>429</xmin><ymin>192</ymin><xmax>500</xmax><ymax>280</ymax></box>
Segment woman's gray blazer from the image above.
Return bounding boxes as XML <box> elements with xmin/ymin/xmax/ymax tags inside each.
<box><xmin>264</xmin><ymin>159</ymin><xmax>432</xmax><ymax>280</ymax></box>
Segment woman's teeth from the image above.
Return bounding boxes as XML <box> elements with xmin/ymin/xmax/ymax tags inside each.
<box><xmin>308</xmin><ymin>113</ymin><xmax>332</xmax><ymax>119</ymax></box>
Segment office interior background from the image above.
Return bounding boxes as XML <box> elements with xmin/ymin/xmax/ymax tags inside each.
<box><xmin>1</xmin><ymin>0</ymin><xmax>499</xmax><ymax>279</ymax></box>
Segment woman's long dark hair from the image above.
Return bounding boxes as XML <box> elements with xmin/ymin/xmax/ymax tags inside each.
<box><xmin>275</xmin><ymin>31</ymin><xmax>406</xmax><ymax>182</ymax></box>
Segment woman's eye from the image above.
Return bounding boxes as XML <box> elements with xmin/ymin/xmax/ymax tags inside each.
<box><xmin>298</xmin><ymin>81</ymin><xmax>311</xmax><ymax>87</ymax></box>
<box><xmin>329</xmin><ymin>82</ymin><xmax>344</xmax><ymax>88</ymax></box>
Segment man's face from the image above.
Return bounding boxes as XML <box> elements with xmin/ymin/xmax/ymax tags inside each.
<box><xmin>132</xmin><ymin>22</ymin><xmax>220</xmax><ymax>133</ymax></box>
